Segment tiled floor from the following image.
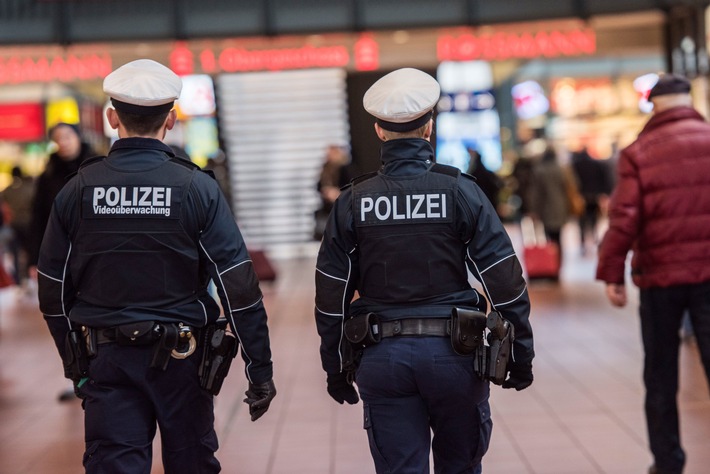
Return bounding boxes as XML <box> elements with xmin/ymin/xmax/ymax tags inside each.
<box><xmin>1</xmin><ymin>223</ymin><xmax>709</xmax><ymax>473</ymax></box>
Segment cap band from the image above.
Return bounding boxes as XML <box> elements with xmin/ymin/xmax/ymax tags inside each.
<box><xmin>376</xmin><ymin>111</ymin><xmax>433</xmax><ymax>132</ymax></box>
<box><xmin>111</xmin><ymin>99</ymin><xmax>174</xmax><ymax>116</ymax></box>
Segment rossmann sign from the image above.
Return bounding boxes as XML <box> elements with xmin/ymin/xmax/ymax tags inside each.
<box><xmin>0</xmin><ymin>53</ymin><xmax>112</xmax><ymax>85</ymax></box>
<box><xmin>437</xmin><ymin>28</ymin><xmax>596</xmax><ymax>61</ymax></box>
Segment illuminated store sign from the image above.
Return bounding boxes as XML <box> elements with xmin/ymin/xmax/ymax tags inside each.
<box><xmin>354</xmin><ymin>35</ymin><xmax>379</xmax><ymax>71</ymax></box>
<box><xmin>0</xmin><ymin>27</ymin><xmax>599</xmax><ymax>86</ymax></box>
<box><xmin>0</xmin><ymin>54</ymin><xmax>112</xmax><ymax>85</ymax></box>
<box><xmin>437</xmin><ymin>29</ymin><xmax>596</xmax><ymax>61</ymax></box>
<box><xmin>170</xmin><ymin>43</ymin><xmax>350</xmax><ymax>75</ymax></box>
<box><xmin>0</xmin><ymin>103</ymin><xmax>45</xmax><ymax>140</ymax></box>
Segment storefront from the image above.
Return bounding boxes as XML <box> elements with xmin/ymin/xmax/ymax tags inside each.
<box><xmin>0</xmin><ymin>10</ymin><xmax>681</xmax><ymax>255</ymax></box>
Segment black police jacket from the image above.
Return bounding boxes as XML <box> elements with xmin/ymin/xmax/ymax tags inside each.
<box><xmin>38</xmin><ymin>138</ymin><xmax>273</xmax><ymax>384</ymax></box>
<box><xmin>315</xmin><ymin>138</ymin><xmax>533</xmax><ymax>375</ymax></box>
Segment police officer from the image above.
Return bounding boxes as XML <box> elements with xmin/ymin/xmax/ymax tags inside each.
<box><xmin>314</xmin><ymin>68</ymin><xmax>534</xmax><ymax>473</ymax></box>
<box><xmin>37</xmin><ymin>59</ymin><xmax>276</xmax><ymax>473</ymax></box>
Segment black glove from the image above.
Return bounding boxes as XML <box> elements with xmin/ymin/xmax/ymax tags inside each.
<box><xmin>243</xmin><ymin>379</ymin><xmax>276</xmax><ymax>421</ymax></box>
<box><xmin>502</xmin><ymin>364</ymin><xmax>533</xmax><ymax>391</ymax></box>
<box><xmin>326</xmin><ymin>372</ymin><xmax>359</xmax><ymax>404</ymax></box>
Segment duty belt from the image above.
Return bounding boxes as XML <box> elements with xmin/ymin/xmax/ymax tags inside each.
<box><xmin>84</xmin><ymin>321</ymin><xmax>198</xmax><ymax>368</ymax></box>
<box><xmin>378</xmin><ymin>318</ymin><xmax>451</xmax><ymax>338</ymax></box>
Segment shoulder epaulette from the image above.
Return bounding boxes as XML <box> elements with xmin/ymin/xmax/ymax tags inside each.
<box><xmin>461</xmin><ymin>171</ymin><xmax>477</xmax><ymax>182</ymax></box>
<box><xmin>169</xmin><ymin>156</ymin><xmax>201</xmax><ymax>171</ymax></box>
<box><xmin>168</xmin><ymin>156</ymin><xmax>218</xmax><ymax>181</ymax></box>
<box><xmin>351</xmin><ymin>171</ymin><xmax>379</xmax><ymax>187</ymax></box>
<box><xmin>78</xmin><ymin>155</ymin><xmax>106</xmax><ymax>170</ymax></box>
<box><xmin>429</xmin><ymin>163</ymin><xmax>460</xmax><ymax>178</ymax></box>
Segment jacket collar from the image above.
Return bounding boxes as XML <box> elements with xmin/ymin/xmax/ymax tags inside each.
<box><xmin>640</xmin><ymin>106</ymin><xmax>706</xmax><ymax>135</ymax></box>
<box><xmin>380</xmin><ymin>138</ymin><xmax>434</xmax><ymax>172</ymax></box>
<box><xmin>109</xmin><ymin>137</ymin><xmax>176</xmax><ymax>156</ymax></box>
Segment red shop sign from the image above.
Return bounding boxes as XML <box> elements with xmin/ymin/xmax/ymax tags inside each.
<box><xmin>438</xmin><ymin>28</ymin><xmax>596</xmax><ymax>61</ymax></box>
<box><xmin>0</xmin><ymin>103</ymin><xmax>45</xmax><ymax>141</ymax></box>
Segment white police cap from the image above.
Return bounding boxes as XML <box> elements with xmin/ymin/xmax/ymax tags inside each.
<box><xmin>363</xmin><ymin>68</ymin><xmax>440</xmax><ymax>132</ymax></box>
<box><xmin>103</xmin><ymin>59</ymin><xmax>182</xmax><ymax>115</ymax></box>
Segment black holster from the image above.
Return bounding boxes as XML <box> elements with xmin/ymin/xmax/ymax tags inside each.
<box><xmin>64</xmin><ymin>328</ymin><xmax>90</xmax><ymax>382</ymax></box>
<box><xmin>451</xmin><ymin>308</ymin><xmax>515</xmax><ymax>386</ymax></box>
<box><xmin>198</xmin><ymin>319</ymin><xmax>238</xmax><ymax>396</ymax></box>
<box><xmin>486</xmin><ymin>311</ymin><xmax>515</xmax><ymax>385</ymax></box>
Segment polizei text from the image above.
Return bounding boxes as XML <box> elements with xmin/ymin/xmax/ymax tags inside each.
<box><xmin>356</xmin><ymin>190</ymin><xmax>453</xmax><ymax>225</ymax></box>
<box><xmin>91</xmin><ymin>186</ymin><xmax>174</xmax><ymax>217</ymax></box>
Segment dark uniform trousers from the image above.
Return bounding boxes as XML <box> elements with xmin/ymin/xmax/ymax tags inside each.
<box><xmin>356</xmin><ymin>337</ymin><xmax>492</xmax><ymax>474</ymax></box>
<box><xmin>79</xmin><ymin>342</ymin><xmax>220</xmax><ymax>474</ymax></box>
<box><xmin>640</xmin><ymin>281</ymin><xmax>710</xmax><ymax>474</ymax></box>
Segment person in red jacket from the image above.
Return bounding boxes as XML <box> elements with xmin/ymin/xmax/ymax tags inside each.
<box><xmin>596</xmin><ymin>73</ymin><xmax>710</xmax><ymax>474</ymax></box>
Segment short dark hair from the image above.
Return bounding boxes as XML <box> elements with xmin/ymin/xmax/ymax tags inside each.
<box><xmin>380</xmin><ymin>121</ymin><xmax>431</xmax><ymax>140</ymax></box>
<box><xmin>115</xmin><ymin>110</ymin><xmax>170</xmax><ymax>135</ymax></box>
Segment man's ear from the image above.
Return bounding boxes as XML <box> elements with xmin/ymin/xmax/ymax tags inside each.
<box><xmin>423</xmin><ymin>119</ymin><xmax>433</xmax><ymax>140</ymax></box>
<box><xmin>374</xmin><ymin>123</ymin><xmax>387</xmax><ymax>142</ymax></box>
<box><xmin>165</xmin><ymin>109</ymin><xmax>177</xmax><ymax>131</ymax></box>
<box><xmin>106</xmin><ymin>108</ymin><xmax>120</xmax><ymax>130</ymax></box>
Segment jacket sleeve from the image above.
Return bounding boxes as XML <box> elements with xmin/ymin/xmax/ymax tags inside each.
<box><xmin>193</xmin><ymin>174</ymin><xmax>273</xmax><ymax>384</ymax></box>
<box><xmin>37</xmin><ymin>187</ymin><xmax>77</xmax><ymax>364</ymax></box>
<box><xmin>314</xmin><ymin>187</ymin><xmax>359</xmax><ymax>375</ymax></box>
<box><xmin>460</xmin><ymin>179</ymin><xmax>534</xmax><ymax>369</ymax></box>
<box><xmin>596</xmin><ymin>149</ymin><xmax>640</xmax><ymax>284</ymax></box>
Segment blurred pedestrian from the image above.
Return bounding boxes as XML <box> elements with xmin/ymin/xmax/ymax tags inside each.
<box><xmin>528</xmin><ymin>144</ymin><xmax>571</xmax><ymax>257</ymax></box>
<box><xmin>314</xmin><ymin>143</ymin><xmax>352</xmax><ymax>240</ymax></box>
<box><xmin>466</xmin><ymin>148</ymin><xmax>503</xmax><ymax>211</ymax></box>
<box><xmin>1</xmin><ymin>166</ymin><xmax>34</xmax><ymax>286</ymax></box>
<box><xmin>204</xmin><ymin>149</ymin><xmax>233</xmax><ymax>208</ymax></box>
<box><xmin>597</xmin><ymin>73</ymin><xmax>710</xmax><ymax>474</ymax></box>
<box><xmin>29</xmin><ymin>122</ymin><xmax>96</xmax><ymax>271</ymax></box>
<box><xmin>511</xmin><ymin>151</ymin><xmax>536</xmax><ymax>217</ymax></box>
<box><xmin>571</xmin><ymin>145</ymin><xmax>613</xmax><ymax>254</ymax></box>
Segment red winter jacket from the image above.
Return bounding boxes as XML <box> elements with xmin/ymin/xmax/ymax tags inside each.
<box><xmin>596</xmin><ymin>106</ymin><xmax>710</xmax><ymax>288</ymax></box>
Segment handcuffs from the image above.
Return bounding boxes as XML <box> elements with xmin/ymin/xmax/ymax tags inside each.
<box><xmin>171</xmin><ymin>323</ymin><xmax>197</xmax><ymax>359</ymax></box>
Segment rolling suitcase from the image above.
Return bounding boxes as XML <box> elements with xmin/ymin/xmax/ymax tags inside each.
<box><xmin>520</xmin><ymin>217</ymin><xmax>560</xmax><ymax>280</ymax></box>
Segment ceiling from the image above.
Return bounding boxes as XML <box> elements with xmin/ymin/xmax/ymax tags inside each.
<box><xmin>0</xmin><ymin>0</ymin><xmax>707</xmax><ymax>46</ymax></box>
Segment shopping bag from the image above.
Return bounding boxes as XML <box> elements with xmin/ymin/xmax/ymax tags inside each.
<box><xmin>520</xmin><ymin>217</ymin><xmax>560</xmax><ymax>280</ymax></box>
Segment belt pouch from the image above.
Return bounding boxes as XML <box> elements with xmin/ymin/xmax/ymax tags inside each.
<box><xmin>115</xmin><ymin>321</ymin><xmax>158</xmax><ymax>346</ymax></box>
<box><xmin>450</xmin><ymin>308</ymin><xmax>487</xmax><ymax>356</ymax></box>
<box><xmin>344</xmin><ymin>312</ymin><xmax>381</xmax><ymax>349</ymax></box>
<box><xmin>150</xmin><ymin>324</ymin><xmax>179</xmax><ymax>371</ymax></box>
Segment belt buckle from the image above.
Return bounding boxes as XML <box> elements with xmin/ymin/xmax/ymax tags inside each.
<box><xmin>171</xmin><ymin>324</ymin><xmax>197</xmax><ymax>359</ymax></box>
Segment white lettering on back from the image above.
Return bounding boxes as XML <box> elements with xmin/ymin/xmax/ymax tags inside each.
<box><xmin>359</xmin><ymin>193</ymin><xmax>448</xmax><ymax>222</ymax></box>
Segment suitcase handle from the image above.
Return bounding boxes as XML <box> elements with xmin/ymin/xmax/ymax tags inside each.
<box><xmin>520</xmin><ymin>216</ymin><xmax>547</xmax><ymax>247</ymax></box>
